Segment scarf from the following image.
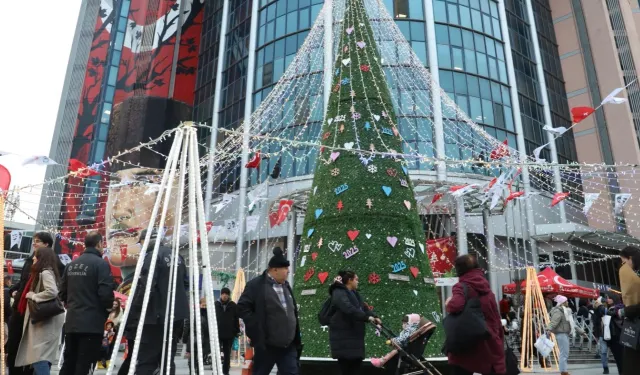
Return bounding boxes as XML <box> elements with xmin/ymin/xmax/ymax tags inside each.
<box><xmin>563</xmin><ymin>306</ymin><xmax>575</xmax><ymax>336</ymax></box>
<box><xmin>17</xmin><ymin>275</ymin><xmax>35</xmax><ymax>315</ymax></box>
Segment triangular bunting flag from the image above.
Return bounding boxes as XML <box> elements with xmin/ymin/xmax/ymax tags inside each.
<box><xmin>489</xmin><ymin>139</ymin><xmax>510</xmax><ymax>160</ymax></box>
<box><xmin>601</xmin><ymin>87</ymin><xmax>627</xmax><ymax>105</ymax></box>
<box><xmin>551</xmin><ymin>192</ymin><xmax>570</xmax><ymax>207</ymax></box>
<box><xmin>571</xmin><ymin>106</ymin><xmax>595</xmax><ymax>123</ymax></box>
<box><xmin>583</xmin><ymin>193</ymin><xmax>599</xmax><ymax>215</ymax></box>
<box><xmin>245</xmin><ymin>151</ymin><xmax>261</xmax><ymax>168</ymax></box>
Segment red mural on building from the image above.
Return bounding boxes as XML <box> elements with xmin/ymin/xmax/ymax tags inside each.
<box><xmin>56</xmin><ymin>0</ymin><xmax>204</xmax><ymax>266</ymax></box>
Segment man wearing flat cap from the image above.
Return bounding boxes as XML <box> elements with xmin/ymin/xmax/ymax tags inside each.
<box><xmin>238</xmin><ymin>247</ymin><xmax>301</xmax><ymax>375</ymax></box>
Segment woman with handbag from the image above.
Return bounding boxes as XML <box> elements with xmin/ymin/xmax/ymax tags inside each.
<box><xmin>546</xmin><ymin>295</ymin><xmax>588</xmax><ymax>375</ymax></box>
<box><xmin>14</xmin><ymin>247</ymin><xmax>65</xmax><ymax>375</ymax></box>
<box><xmin>618</xmin><ymin>247</ymin><xmax>640</xmax><ymax>375</ymax></box>
<box><xmin>445</xmin><ymin>255</ymin><xmax>505</xmax><ymax>375</ymax></box>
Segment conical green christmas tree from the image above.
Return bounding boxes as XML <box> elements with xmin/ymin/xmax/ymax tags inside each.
<box><xmin>293</xmin><ymin>0</ymin><xmax>444</xmax><ymax>357</ymax></box>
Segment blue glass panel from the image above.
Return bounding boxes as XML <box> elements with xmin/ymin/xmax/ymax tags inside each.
<box><xmin>286</xmin><ymin>11</ymin><xmax>298</xmax><ymax>34</ymax></box>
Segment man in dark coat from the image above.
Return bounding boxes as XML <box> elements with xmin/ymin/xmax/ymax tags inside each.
<box><xmin>183</xmin><ymin>298</ymin><xmax>211</xmax><ymax>374</ymax></box>
<box><xmin>445</xmin><ymin>255</ymin><xmax>506</xmax><ymax>375</ymax></box>
<box><xmin>215</xmin><ymin>287</ymin><xmax>240</xmax><ymax>375</ymax></box>
<box><xmin>59</xmin><ymin>232</ymin><xmax>115</xmax><ymax>375</ymax></box>
<box><xmin>238</xmin><ymin>248</ymin><xmax>301</xmax><ymax>375</ymax></box>
<box><xmin>126</xmin><ymin>229</ymin><xmax>189</xmax><ymax>375</ymax></box>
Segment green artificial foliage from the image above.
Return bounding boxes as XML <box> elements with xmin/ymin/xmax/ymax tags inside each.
<box><xmin>293</xmin><ymin>0</ymin><xmax>444</xmax><ymax>358</ymax></box>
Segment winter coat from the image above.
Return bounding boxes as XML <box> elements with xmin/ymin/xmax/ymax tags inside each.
<box><xmin>592</xmin><ymin>304</ymin><xmax>606</xmax><ymax>338</ymax></box>
<box><xmin>60</xmin><ymin>247</ymin><xmax>115</xmax><ymax>334</ymax></box>
<box><xmin>328</xmin><ymin>283</ymin><xmax>375</xmax><ymax>360</ymax></box>
<box><xmin>128</xmin><ymin>243</ymin><xmax>189</xmax><ymax>328</ymax></box>
<box><xmin>15</xmin><ymin>269</ymin><xmax>64</xmax><ymax>366</ymax></box>
<box><xmin>237</xmin><ymin>270</ymin><xmax>301</xmax><ymax>350</ymax></box>
<box><xmin>215</xmin><ymin>300</ymin><xmax>240</xmax><ymax>340</ymax></box>
<box><xmin>547</xmin><ymin>305</ymin><xmax>584</xmax><ymax>336</ymax></box>
<box><xmin>620</xmin><ymin>262</ymin><xmax>640</xmax><ymax>306</ymax></box>
<box><xmin>183</xmin><ymin>308</ymin><xmax>211</xmax><ymax>354</ymax></box>
<box><xmin>446</xmin><ymin>268</ymin><xmax>506</xmax><ymax>375</ymax></box>
<box><xmin>621</xmin><ymin>303</ymin><xmax>640</xmax><ymax>375</ymax></box>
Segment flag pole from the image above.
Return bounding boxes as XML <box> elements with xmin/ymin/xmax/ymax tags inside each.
<box><xmin>0</xmin><ymin>194</ymin><xmax>6</xmax><ymax>375</ymax></box>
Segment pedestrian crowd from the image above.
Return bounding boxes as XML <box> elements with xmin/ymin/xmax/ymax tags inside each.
<box><xmin>5</xmin><ymin>230</ymin><xmax>640</xmax><ymax>375</ymax></box>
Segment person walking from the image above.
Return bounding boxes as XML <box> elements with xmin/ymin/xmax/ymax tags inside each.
<box><xmin>328</xmin><ymin>270</ymin><xmax>381</xmax><ymax>375</ymax></box>
<box><xmin>602</xmin><ymin>292</ymin><xmax>624</xmax><ymax>374</ymax></box>
<box><xmin>237</xmin><ymin>248</ymin><xmax>301</xmax><ymax>375</ymax></box>
<box><xmin>7</xmin><ymin>231</ymin><xmax>54</xmax><ymax>375</ymax></box>
<box><xmin>216</xmin><ymin>287</ymin><xmax>240</xmax><ymax>375</ymax></box>
<box><xmin>547</xmin><ymin>295</ymin><xmax>588</xmax><ymax>375</ymax></box>
<box><xmin>499</xmin><ymin>295</ymin><xmax>511</xmax><ymax>320</ymax></box>
<box><xmin>127</xmin><ymin>229</ymin><xmax>189</xmax><ymax>375</ymax></box>
<box><xmin>14</xmin><ymin>247</ymin><xmax>65</xmax><ymax>375</ymax></box>
<box><xmin>59</xmin><ymin>232</ymin><xmax>115</xmax><ymax>375</ymax></box>
<box><xmin>592</xmin><ymin>296</ymin><xmax>609</xmax><ymax>372</ymax></box>
<box><xmin>445</xmin><ymin>255</ymin><xmax>505</xmax><ymax>375</ymax></box>
<box><xmin>618</xmin><ymin>247</ymin><xmax>640</xmax><ymax>375</ymax></box>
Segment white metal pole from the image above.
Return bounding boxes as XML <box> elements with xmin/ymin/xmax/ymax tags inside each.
<box><xmin>455</xmin><ymin>197</ymin><xmax>468</xmax><ymax>255</ymax></box>
<box><xmin>424</xmin><ymin>0</ymin><xmax>446</xmax><ymax>182</ymax></box>
<box><xmin>483</xmin><ymin>208</ymin><xmax>499</xmax><ymax>302</ymax></box>
<box><xmin>324</xmin><ymin>0</ymin><xmax>333</xmax><ymax>114</ymax></box>
<box><xmin>497</xmin><ymin>0</ymin><xmax>538</xmax><ymax>269</ymax></box>
<box><xmin>235</xmin><ymin>0</ymin><xmax>260</xmax><ymax>270</ymax></box>
<box><xmin>205</xmin><ymin>0</ymin><xmax>231</xmax><ymax>221</ymax></box>
<box><xmin>287</xmin><ymin>210</ymin><xmax>297</xmax><ymax>286</ymax></box>
<box><xmin>524</xmin><ymin>0</ymin><xmax>566</xmax><ymax>224</ymax></box>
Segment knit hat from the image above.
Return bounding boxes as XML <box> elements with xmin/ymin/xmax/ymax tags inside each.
<box><xmin>138</xmin><ymin>229</ymin><xmax>158</xmax><ymax>243</ymax></box>
<box><xmin>268</xmin><ymin>247</ymin><xmax>290</xmax><ymax>268</ymax></box>
<box><xmin>554</xmin><ymin>295</ymin><xmax>568</xmax><ymax>305</ymax></box>
<box><xmin>221</xmin><ymin>287</ymin><xmax>231</xmax><ymax>296</ymax></box>
<box><xmin>406</xmin><ymin>314</ymin><xmax>421</xmax><ymax>325</ymax></box>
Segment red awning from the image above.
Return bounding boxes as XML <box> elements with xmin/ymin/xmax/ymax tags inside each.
<box><xmin>502</xmin><ymin>267</ymin><xmax>599</xmax><ymax>299</ymax></box>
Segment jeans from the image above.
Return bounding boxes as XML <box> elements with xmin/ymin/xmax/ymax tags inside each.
<box><xmin>556</xmin><ymin>333</ymin><xmax>570</xmax><ymax>372</ymax></box>
<box><xmin>253</xmin><ymin>344</ymin><xmax>299</xmax><ymax>375</ymax></box>
<box><xmin>31</xmin><ymin>361</ymin><xmax>50</xmax><ymax>375</ymax></box>
<box><xmin>599</xmin><ymin>337</ymin><xmax>609</xmax><ymax>369</ymax></box>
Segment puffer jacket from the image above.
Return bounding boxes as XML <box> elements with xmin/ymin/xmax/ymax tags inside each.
<box><xmin>548</xmin><ymin>306</ymin><xmax>584</xmax><ymax>335</ymax></box>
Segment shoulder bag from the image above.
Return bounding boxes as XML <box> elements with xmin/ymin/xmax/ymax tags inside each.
<box><xmin>28</xmin><ymin>270</ymin><xmax>65</xmax><ymax>323</ymax></box>
<box><xmin>443</xmin><ymin>283</ymin><xmax>490</xmax><ymax>354</ymax></box>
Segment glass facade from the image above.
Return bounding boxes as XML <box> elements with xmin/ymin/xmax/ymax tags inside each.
<box><xmin>201</xmin><ymin>0</ymin><xmax>577</xmax><ymax>194</ymax></box>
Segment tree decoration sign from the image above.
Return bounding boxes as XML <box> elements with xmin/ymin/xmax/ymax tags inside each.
<box><xmin>293</xmin><ymin>0</ymin><xmax>444</xmax><ymax>358</ymax></box>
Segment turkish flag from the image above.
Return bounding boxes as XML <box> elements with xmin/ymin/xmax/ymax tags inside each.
<box><xmin>5</xmin><ymin>260</ymin><xmax>14</xmax><ymax>275</ymax></box>
<box><xmin>69</xmin><ymin>159</ymin><xmax>100</xmax><ymax>177</ymax></box>
<box><xmin>0</xmin><ymin>164</ymin><xmax>11</xmax><ymax>194</ymax></box>
<box><xmin>571</xmin><ymin>106</ymin><xmax>595</xmax><ymax>123</ymax></box>
<box><xmin>245</xmin><ymin>151</ymin><xmax>261</xmax><ymax>168</ymax></box>
<box><xmin>276</xmin><ymin>199</ymin><xmax>294</xmax><ymax>225</ymax></box>
<box><xmin>551</xmin><ymin>192</ymin><xmax>570</xmax><ymax>207</ymax></box>
<box><xmin>431</xmin><ymin>193</ymin><xmax>444</xmax><ymax>205</ymax></box>
<box><xmin>505</xmin><ymin>191</ymin><xmax>525</xmax><ymax>204</ymax></box>
<box><xmin>269</xmin><ymin>212</ymin><xmax>280</xmax><ymax>227</ymax></box>
<box><xmin>196</xmin><ymin>221</ymin><xmax>214</xmax><ymax>244</ymax></box>
<box><xmin>490</xmin><ymin>139</ymin><xmax>510</xmax><ymax>160</ymax></box>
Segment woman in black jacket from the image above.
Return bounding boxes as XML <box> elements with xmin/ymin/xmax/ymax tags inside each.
<box><xmin>328</xmin><ymin>270</ymin><xmax>381</xmax><ymax>375</ymax></box>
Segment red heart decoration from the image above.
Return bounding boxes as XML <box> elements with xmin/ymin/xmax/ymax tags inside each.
<box><xmin>318</xmin><ymin>272</ymin><xmax>329</xmax><ymax>284</ymax></box>
<box><xmin>311</xmin><ymin>252</ymin><xmax>318</xmax><ymax>261</ymax></box>
<box><xmin>347</xmin><ymin>230</ymin><xmax>360</xmax><ymax>241</ymax></box>
<box><xmin>304</xmin><ymin>267</ymin><xmax>315</xmax><ymax>282</ymax></box>
<box><xmin>410</xmin><ymin>266</ymin><xmax>419</xmax><ymax>279</ymax></box>
<box><xmin>269</xmin><ymin>212</ymin><xmax>279</xmax><ymax>227</ymax></box>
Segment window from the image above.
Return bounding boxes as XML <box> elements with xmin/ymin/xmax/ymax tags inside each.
<box><xmin>394</xmin><ymin>0</ymin><xmax>409</xmax><ymax>18</ymax></box>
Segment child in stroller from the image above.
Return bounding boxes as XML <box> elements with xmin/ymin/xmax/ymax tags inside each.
<box><xmin>370</xmin><ymin>314</ymin><xmax>442</xmax><ymax>375</ymax></box>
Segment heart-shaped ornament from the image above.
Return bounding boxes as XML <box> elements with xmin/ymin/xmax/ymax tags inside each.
<box><xmin>318</xmin><ymin>272</ymin><xmax>329</xmax><ymax>284</ymax></box>
<box><xmin>356</xmin><ymin>41</ymin><xmax>366</xmax><ymax>49</ymax></box>
<box><xmin>346</xmin><ymin>26</ymin><xmax>354</xmax><ymax>35</ymax></box>
<box><xmin>344</xmin><ymin>142</ymin><xmax>354</xmax><ymax>150</ymax></box>
<box><xmin>410</xmin><ymin>266</ymin><xmax>419</xmax><ymax>279</ymax></box>
<box><xmin>382</xmin><ymin>186</ymin><xmax>392</xmax><ymax>196</ymax></box>
<box><xmin>328</xmin><ymin>118</ymin><xmax>333</xmax><ymax>125</ymax></box>
<box><xmin>330</xmin><ymin>152</ymin><xmax>340</xmax><ymax>161</ymax></box>
<box><xmin>328</xmin><ymin>241</ymin><xmax>343</xmax><ymax>253</ymax></box>
<box><xmin>387</xmin><ymin>236</ymin><xmax>398</xmax><ymax>247</ymax></box>
<box><xmin>365</xmin><ymin>233</ymin><xmax>372</xmax><ymax>239</ymax></box>
<box><xmin>313</xmin><ymin>186</ymin><xmax>318</xmax><ymax>195</ymax></box>
<box><xmin>404</xmin><ymin>200</ymin><xmax>411</xmax><ymax>210</ymax></box>
<box><xmin>402</xmin><ymin>166</ymin><xmax>408</xmax><ymax>175</ymax></box>
<box><xmin>347</xmin><ymin>230</ymin><xmax>360</xmax><ymax>241</ymax></box>
<box><xmin>419</xmin><ymin>243</ymin><xmax>425</xmax><ymax>253</ymax></box>
<box><xmin>373</xmin><ymin>114</ymin><xmax>381</xmax><ymax>121</ymax></box>
<box><xmin>315</xmin><ymin>208</ymin><xmax>323</xmax><ymax>219</ymax></box>
<box><xmin>307</xmin><ymin>228</ymin><xmax>315</xmax><ymax>238</ymax></box>
<box><xmin>342</xmin><ymin>58</ymin><xmax>351</xmax><ymax>66</ymax></box>
<box><xmin>413</xmin><ymin>290</ymin><xmax>418</xmax><ymax>296</ymax></box>
<box><xmin>312</xmin><ymin>252</ymin><xmax>318</xmax><ymax>261</ymax></box>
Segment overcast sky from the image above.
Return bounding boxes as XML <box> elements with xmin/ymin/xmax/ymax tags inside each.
<box><xmin>0</xmin><ymin>0</ymin><xmax>83</xmax><ymax>225</ymax></box>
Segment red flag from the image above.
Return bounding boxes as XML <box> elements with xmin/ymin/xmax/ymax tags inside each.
<box><xmin>571</xmin><ymin>106</ymin><xmax>595</xmax><ymax>123</ymax></box>
<box><xmin>0</xmin><ymin>164</ymin><xmax>10</xmax><ymax>196</ymax></box>
<box><xmin>551</xmin><ymin>192</ymin><xmax>570</xmax><ymax>207</ymax></box>
<box><xmin>5</xmin><ymin>260</ymin><xmax>14</xmax><ymax>275</ymax></box>
<box><xmin>245</xmin><ymin>151</ymin><xmax>261</xmax><ymax>168</ymax></box>
<box><xmin>490</xmin><ymin>139</ymin><xmax>510</xmax><ymax>160</ymax></box>
<box><xmin>196</xmin><ymin>221</ymin><xmax>214</xmax><ymax>244</ymax></box>
<box><xmin>276</xmin><ymin>199</ymin><xmax>294</xmax><ymax>225</ymax></box>
<box><xmin>431</xmin><ymin>193</ymin><xmax>444</xmax><ymax>205</ymax></box>
<box><xmin>449</xmin><ymin>185</ymin><xmax>467</xmax><ymax>193</ymax></box>
<box><xmin>505</xmin><ymin>191</ymin><xmax>525</xmax><ymax>204</ymax></box>
<box><xmin>69</xmin><ymin>159</ymin><xmax>100</xmax><ymax>177</ymax></box>
<box><xmin>269</xmin><ymin>212</ymin><xmax>280</xmax><ymax>227</ymax></box>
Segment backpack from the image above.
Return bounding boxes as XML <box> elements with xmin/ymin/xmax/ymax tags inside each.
<box><xmin>318</xmin><ymin>297</ymin><xmax>335</xmax><ymax>326</ymax></box>
<box><xmin>442</xmin><ymin>283</ymin><xmax>490</xmax><ymax>354</ymax></box>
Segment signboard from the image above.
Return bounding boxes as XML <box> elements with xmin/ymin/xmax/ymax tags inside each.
<box><xmin>434</xmin><ymin>277</ymin><xmax>459</xmax><ymax>287</ymax></box>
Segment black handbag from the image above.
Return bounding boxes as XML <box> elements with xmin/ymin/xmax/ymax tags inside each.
<box><xmin>442</xmin><ymin>283</ymin><xmax>490</xmax><ymax>354</ymax></box>
<box><xmin>620</xmin><ymin>318</ymin><xmax>640</xmax><ymax>350</ymax></box>
<box><xmin>29</xmin><ymin>297</ymin><xmax>65</xmax><ymax>323</ymax></box>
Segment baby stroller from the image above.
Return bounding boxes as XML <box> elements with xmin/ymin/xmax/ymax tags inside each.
<box><xmin>374</xmin><ymin>317</ymin><xmax>443</xmax><ymax>375</ymax></box>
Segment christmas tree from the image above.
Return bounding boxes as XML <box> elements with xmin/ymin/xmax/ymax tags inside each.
<box><xmin>293</xmin><ymin>0</ymin><xmax>444</xmax><ymax>357</ymax></box>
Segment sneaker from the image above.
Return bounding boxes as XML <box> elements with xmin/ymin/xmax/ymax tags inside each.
<box><xmin>371</xmin><ymin>358</ymin><xmax>384</xmax><ymax>368</ymax></box>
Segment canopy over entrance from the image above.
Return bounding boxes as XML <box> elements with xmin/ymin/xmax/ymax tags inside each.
<box><xmin>502</xmin><ymin>267</ymin><xmax>599</xmax><ymax>299</ymax></box>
